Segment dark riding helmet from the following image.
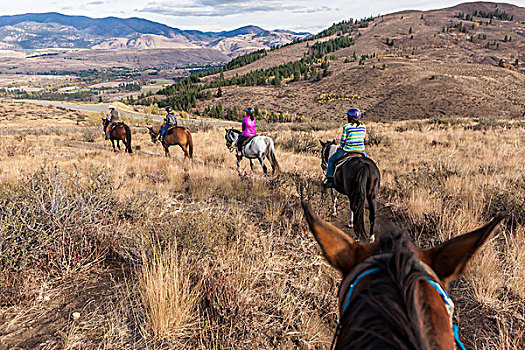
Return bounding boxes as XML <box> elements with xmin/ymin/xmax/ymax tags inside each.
<box><xmin>346</xmin><ymin>108</ymin><xmax>361</xmax><ymax>119</ymax></box>
<box><xmin>165</xmin><ymin>106</ymin><xmax>172</xmax><ymax>112</ymax></box>
<box><xmin>246</xmin><ymin>107</ymin><xmax>255</xmax><ymax>115</ymax></box>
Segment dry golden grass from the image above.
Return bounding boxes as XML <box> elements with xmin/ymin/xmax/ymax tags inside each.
<box><xmin>0</xmin><ymin>103</ymin><xmax>523</xmax><ymax>349</ymax></box>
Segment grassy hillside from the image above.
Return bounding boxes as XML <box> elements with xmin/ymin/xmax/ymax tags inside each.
<box><xmin>0</xmin><ymin>102</ymin><xmax>523</xmax><ymax>348</ymax></box>
<box><xmin>156</xmin><ymin>2</ymin><xmax>524</xmax><ymax>121</ymax></box>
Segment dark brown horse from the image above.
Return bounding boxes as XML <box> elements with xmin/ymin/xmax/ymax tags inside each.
<box><xmin>102</xmin><ymin>119</ymin><xmax>132</xmax><ymax>153</ymax></box>
<box><xmin>320</xmin><ymin>140</ymin><xmax>380</xmax><ymax>239</ymax></box>
<box><xmin>302</xmin><ymin>201</ymin><xmax>505</xmax><ymax>350</ymax></box>
<box><xmin>147</xmin><ymin>125</ymin><xmax>193</xmax><ymax>159</ymax></box>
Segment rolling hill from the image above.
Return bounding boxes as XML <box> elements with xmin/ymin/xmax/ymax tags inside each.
<box><xmin>184</xmin><ymin>1</ymin><xmax>524</xmax><ymax>121</ymax></box>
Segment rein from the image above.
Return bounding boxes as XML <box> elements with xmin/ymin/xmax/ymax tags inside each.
<box><xmin>331</xmin><ymin>257</ymin><xmax>467</xmax><ymax>350</ymax></box>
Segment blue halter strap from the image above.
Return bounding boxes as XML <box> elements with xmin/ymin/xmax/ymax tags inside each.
<box><xmin>331</xmin><ymin>268</ymin><xmax>467</xmax><ymax>350</ymax></box>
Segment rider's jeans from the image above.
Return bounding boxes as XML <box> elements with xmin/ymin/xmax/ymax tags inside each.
<box><xmin>161</xmin><ymin>124</ymin><xmax>170</xmax><ymax>138</ymax></box>
<box><xmin>325</xmin><ymin>148</ymin><xmax>347</xmax><ymax>178</ymax></box>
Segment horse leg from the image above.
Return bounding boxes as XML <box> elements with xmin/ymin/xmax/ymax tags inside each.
<box><xmin>180</xmin><ymin>144</ymin><xmax>189</xmax><ymax>159</ymax></box>
<box><xmin>350</xmin><ymin>197</ymin><xmax>366</xmax><ymax>238</ymax></box>
<box><xmin>330</xmin><ymin>189</ymin><xmax>338</xmax><ymax>217</ymax></box>
<box><xmin>258</xmin><ymin>156</ymin><xmax>268</xmax><ymax>175</ymax></box>
<box><xmin>110</xmin><ymin>139</ymin><xmax>116</xmax><ymax>152</ymax></box>
<box><xmin>368</xmin><ymin>195</ymin><xmax>377</xmax><ymax>240</ymax></box>
<box><xmin>348</xmin><ymin>199</ymin><xmax>354</xmax><ymax>228</ymax></box>
<box><xmin>249</xmin><ymin>159</ymin><xmax>255</xmax><ymax>172</ymax></box>
<box><xmin>236</xmin><ymin>155</ymin><xmax>242</xmax><ymax>175</ymax></box>
<box><xmin>164</xmin><ymin>145</ymin><xmax>170</xmax><ymax>158</ymax></box>
<box><xmin>116</xmin><ymin>139</ymin><xmax>121</xmax><ymax>151</ymax></box>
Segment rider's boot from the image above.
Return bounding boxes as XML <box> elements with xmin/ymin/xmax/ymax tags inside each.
<box><xmin>105</xmin><ymin>134</ymin><xmax>110</xmax><ymax>140</ymax></box>
<box><xmin>323</xmin><ymin>177</ymin><xmax>334</xmax><ymax>188</ymax></box>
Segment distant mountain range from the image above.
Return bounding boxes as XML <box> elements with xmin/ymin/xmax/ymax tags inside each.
<box><xmin>0</xmin><ymin>13</ymin><xmax>310</xmax><ymax>56</ymax></box>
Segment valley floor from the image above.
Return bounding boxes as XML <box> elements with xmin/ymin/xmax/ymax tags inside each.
<box><xmin>0</xmin><ymin>102</ymin><xmax>523</xmax><ymax>349</ymax></box>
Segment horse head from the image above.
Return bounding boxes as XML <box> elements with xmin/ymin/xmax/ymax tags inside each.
<box><xmin>302</xmin><ymin>200</ymin><xmax>505</xmax><ymax>349</ymax></box>
<box><xmin>320</xmin><ymin>139</ymin><xmax>338</xmax><ymax>171</ymax></box>
<box><xmin>147</xmin><ymin>126</ymin><xmax>158</xmax><ymax>143</ymax></box>
<box><xmin>224</xmin><ymin>128</ymin><xmax>238</xmax><ymax>151</ymax></box>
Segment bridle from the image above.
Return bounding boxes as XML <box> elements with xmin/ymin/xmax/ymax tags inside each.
<box><xmin>330</xmin><ymin>254</ymin><xmax>467</xmax><ymax>350</ymax></box>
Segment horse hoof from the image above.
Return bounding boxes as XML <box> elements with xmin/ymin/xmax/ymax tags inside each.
<box><xmin>347</xmin><ymin>224</ymin><xmax>354</xmax><ymax>229</ymax></box>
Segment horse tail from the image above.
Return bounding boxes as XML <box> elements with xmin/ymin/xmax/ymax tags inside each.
<box><xmin>351</xmin><ymin>160</ymin><xmax>368</xmax><ymax>238</ymax></box>
<box><xmin>185</xmin><ymin>129</ymin><xmax>193</xmax><ymax>159</ymax></box>
<box><xmin>124</xmin><ymin>124</ymin><xmax>132</xmax><ymax>153</ymax></box>
<box><xmin>267</xmin><ymin>139</ymin><xmax>281</xmax><ymax>174</ymax></box>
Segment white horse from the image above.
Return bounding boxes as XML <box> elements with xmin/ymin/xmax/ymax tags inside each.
<box><xmin>225</xmin><ymin>128</ymin><xmax>281</xmax><ymax>175</ymax></box>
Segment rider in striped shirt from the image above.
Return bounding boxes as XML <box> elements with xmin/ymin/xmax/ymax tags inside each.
<box><xmin>323</xmin><ymin>108</ymin><xmax>367</xmax><ymax>188</ymax></box>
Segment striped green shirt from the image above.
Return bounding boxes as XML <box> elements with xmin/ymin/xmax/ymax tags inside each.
<box><xmin>340</xmin><ymin>122</ymin><xmax>366</xmax><ymax>152</ymax></box>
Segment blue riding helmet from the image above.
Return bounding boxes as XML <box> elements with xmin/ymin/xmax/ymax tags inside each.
<box><xmin>165</xmin><ymin>106</ymin><xmax>172</xmax><ymax>112</ymax></box>
<box><xmin>346</xmin><ymin>108</ymin><xmax>361</xmax><ymax>119</ymax></box>
<box><xmin>246</xmin><ymin>107</ymin><xmax>255</xmax><ymax>114</ymax></box>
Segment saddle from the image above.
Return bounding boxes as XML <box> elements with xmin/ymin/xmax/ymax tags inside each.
<box><xmin>165</xmin><ymin>125</ymin><xmax>178</xmax><ymax>135</ymax></box>
<box><xmin>334</xmin><ymin>151</ymin><xmax>365</xmax><ymax>173</ymax></box>
<box><xmin>109</xmin><ymin>121</ymin><xmax>123</xmax><ymax>133</ymax></box>
<box><xmin>241</xmin><ymin>136</ymin><xmax>255</xmax><ymax>147</ymax></box>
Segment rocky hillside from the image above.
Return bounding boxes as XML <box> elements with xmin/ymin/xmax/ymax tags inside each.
<box><xmin>0</xmin><ymin>14</ymin><xmax>309</xmax><ymax>57</ymax></box>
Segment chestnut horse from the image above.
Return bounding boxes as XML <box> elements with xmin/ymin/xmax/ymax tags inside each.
<box><xmin>302</xmin><ymin>201</ymin><xmax>505</xmax><ymax>350</ymax></box>
<box><xmin>102</xmin><ymin>119</ymin><xmax>132</xmax><ymax>153</ymax></box>
<box><xmin>147</xmin><ymin>125</ymin><xmax>193</xmax><ymax>159</ymax></box>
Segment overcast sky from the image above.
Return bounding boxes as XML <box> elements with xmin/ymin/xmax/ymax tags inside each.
<box><xmin>2</xmin><ymin>0</ymin><xmax>524</xmax><ymax>32</ymax></box>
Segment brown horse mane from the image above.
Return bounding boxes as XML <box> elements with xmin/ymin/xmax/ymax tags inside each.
<box><xmin>337</xmin><ymin>228</ymin><xmax>429</xmax><ymax>349</ymax></box>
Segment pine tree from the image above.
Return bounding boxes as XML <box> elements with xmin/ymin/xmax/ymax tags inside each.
<box><xmin>216</xmin><ymin>87</ymin><xmax>223</xmax><ymax>98</ymax></box>
<box><xmin>293</xmin><ymin>68</ymin><xmax>301</xmax><ymax>81</ymax></box>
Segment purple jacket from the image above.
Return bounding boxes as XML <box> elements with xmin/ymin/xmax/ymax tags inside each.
<box><xmin>241</xmin><ymin>116</ymin><xmax>257</xmax><ymax>137</ymax></box>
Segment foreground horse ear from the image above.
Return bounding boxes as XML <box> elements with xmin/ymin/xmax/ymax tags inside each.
<box><xmin>320</xmin><ymin>140</ymin><xmax>325</xmax><ymax>146</ymax></box>
<box><xmin>302</xmin><ymin>201</ymin><xmax>373</xmax><ymax>276</ymax></box>
<box><xmin>422</xmin><ymin>212</ymin><xmax>506</xmax><ymax>286</ymax></box>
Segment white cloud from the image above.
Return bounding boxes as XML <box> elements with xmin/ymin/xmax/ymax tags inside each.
<box><xmin>138</xmin><ymin>0</ymin><xmax>332</xmax><ymax>17</ymax></box>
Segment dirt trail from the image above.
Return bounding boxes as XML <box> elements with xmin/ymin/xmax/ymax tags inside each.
<box><xmin>330</xmin><ymin>197</ymin><xmax>395</xmax><ymax>242</ymax></box>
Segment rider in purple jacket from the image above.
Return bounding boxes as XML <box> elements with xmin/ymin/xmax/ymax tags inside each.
<box><xmin>237</xmin><ymin>107</ymin><xmax>257</xmax><ymax>156</ymax></box>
